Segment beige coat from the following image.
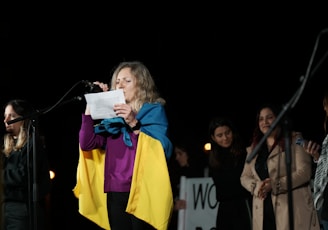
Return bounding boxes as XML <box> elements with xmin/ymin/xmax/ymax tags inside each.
<box><xmin>240</xmin><ymin>134</ymin><xmax>320</xmax><ymax>230</ymax></box>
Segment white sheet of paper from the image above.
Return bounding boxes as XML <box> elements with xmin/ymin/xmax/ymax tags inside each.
<box><xmin>84</xmin><ymin>89</ymin><xmax>125</xmax><ymax>120</ymax></box>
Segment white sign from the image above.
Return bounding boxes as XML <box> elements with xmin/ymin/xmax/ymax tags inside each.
<box><xmin>178</xmin><ymin>176</ymin><xmax>218</xmax><ymax>230</ymax></box>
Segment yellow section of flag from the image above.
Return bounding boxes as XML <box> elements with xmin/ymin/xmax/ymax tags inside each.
<box><xmin>73</xmin><ymin>147</ymin><xmax>110</xmax><ymax>230</ymax></box>
<box><xmin>126</xmin><ymin>132</ymin><xmax>173</xmax><ymax>230</ymax></box>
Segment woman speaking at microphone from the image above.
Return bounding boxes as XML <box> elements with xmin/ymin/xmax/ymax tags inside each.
<box><xmin>75</xmin><ymin>61</ymin><xmax>173</xmax><ymax>230</ymax></box>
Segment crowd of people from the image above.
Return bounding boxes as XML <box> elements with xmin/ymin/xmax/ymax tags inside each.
<box><xmin>0</xmin><ymin>60</ymin><xmax>327</xmax><ymax>230</ymax></box>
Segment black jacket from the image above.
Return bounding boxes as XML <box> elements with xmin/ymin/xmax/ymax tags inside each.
<box><xmin>3</xmin><ymin>137</ymin><xmax>51</xmax><ymax>203</ymax></box>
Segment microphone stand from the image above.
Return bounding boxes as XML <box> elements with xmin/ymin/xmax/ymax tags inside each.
<box><xmin>7</xmin><ymin>96</ymin><xmax>82</xmax><ymax>230</ymax></box>
<box><xmin>246</xmin><ymin>28</ymin><xmax>328</xmax><ymax>230</ymax></box>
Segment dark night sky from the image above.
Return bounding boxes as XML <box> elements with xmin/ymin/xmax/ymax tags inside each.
<box><xmin>1</xmin><ymin>4</ymin><xmax>328</xmax><ymax>229</ymax></box>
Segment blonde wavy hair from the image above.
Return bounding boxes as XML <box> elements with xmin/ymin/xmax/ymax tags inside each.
<box><xmin>110</xmin><ymin>61</ymin><xmax>165</xmax><ymax>113</ymax></box>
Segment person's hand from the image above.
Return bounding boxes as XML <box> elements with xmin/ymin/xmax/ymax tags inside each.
<box><xmin>304</xmin><ymin>140</ymin><xmax>321</xmax><ymax>161</ymax></box>
<box><xmin>93</xmin><ymin>81</ymin><xmax>109</xmax><ymax>92</ymax></box>
<box><xmin>84</xmin><ymin>81</ymin><xmax>109</xmax><ymax>115</ymax></box>
<box><xmin>258</xmin><ymin>178</ymin><xmax>272</xmax><ymax>200</ymax></box>
<box><xmin>85</xmin><ymin>104</ymin><xmax>91</xmax><ymax>115</ymax></box>
<box><xmin>113</xmin><ymin>104</ymin><xmax>137</xmax><ymax>127</ymax></box>
<box><xmin>174</xmin><ymin>199</ymin><xmax>186</xmax><ymax>210</ymax></box>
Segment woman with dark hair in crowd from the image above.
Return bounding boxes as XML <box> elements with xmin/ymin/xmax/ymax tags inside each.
<box><xmin>208</xmin><ymin>116</ymin><xmax>252</xmax><ymax>230</ymax></box>
<box><xmin>168</xmin><ymin>137</ymin><xmax>206</xmax><ymax>230</ymax></box>
<box><xmin>241</xmin><ymin>103</ymin><xmax>319</xmax><ymax>230</ymax></box>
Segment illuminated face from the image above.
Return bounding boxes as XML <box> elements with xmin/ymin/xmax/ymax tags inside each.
<box><xmin>4</xmin><ymin>105</ymin><xmax>23</xmax><ymax>137</ymax></box>
<box><xmin>211</xmin><ymin>125</ymin><xmax>233</xmax><ymax>148</ymax></box>
<box><xmin>114</xmin><ymin>67</ymin><xmax>137</xmax><ymax>103</ymax></box>
<box><xmin>258</xmin><ymin>107</ymin><xmax>276</xmax><ymax>134</ymax></box>
<box><xmin>174</xmin><ymin>147</ymin><xmax>189</xmax><ymax>167</ymax></box>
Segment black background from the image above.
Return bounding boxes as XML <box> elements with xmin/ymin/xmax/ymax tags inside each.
<box><xmin>1</xmin><ymin>4</ymin><xmax>328</xmax><ymax>229</ymax></box>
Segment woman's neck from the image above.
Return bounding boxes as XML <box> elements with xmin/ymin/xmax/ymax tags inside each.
<box><xmin>266</xmin><ymin>136</ymin><xmax>275</xmax><ymax>149</ymax></box>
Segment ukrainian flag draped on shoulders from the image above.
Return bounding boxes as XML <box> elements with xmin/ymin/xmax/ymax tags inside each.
<box><xmin>73</xmin><ymin>102</ymin><xmax>173</xmax><ymax>230</ymax></box>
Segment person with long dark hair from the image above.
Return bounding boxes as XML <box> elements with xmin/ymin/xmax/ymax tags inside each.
<box><xmin>2</xmin><ymin>99</ymin><xmax>51</xmax><ymax>230</ymax></box>
<box><xmin>168</xmin><ymin>138</ymin><xmax>206</xmax><ymax>230</ymax></box>
<box><xmin>208</xmin><ymin>116</ymin><xmax>252</xmax><ymax>230</ymax></box>
<box><xmin>241</xmin><ymin>103</ymin><xmax>319</xmax><ymax>230</ymax></box>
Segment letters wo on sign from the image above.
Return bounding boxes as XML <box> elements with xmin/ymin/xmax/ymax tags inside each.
<box><xmin>177</xmin><ymin>176</ymin><xmax>218</xmax><ymax>230</ymax></box>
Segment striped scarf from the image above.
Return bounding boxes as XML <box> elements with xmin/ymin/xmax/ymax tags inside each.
<box><xmin>313</xmin><ymin>134</ymin><xmax>328</xmax><ymax>210</ymax></box>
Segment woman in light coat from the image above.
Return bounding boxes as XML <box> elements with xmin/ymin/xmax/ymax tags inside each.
<box><xmin>240</xmin><ymin>103</ymin><xmax>320</xmax><ymax>230</ymax></box>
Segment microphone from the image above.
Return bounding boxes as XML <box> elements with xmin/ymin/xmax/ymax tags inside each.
<box><xmin>82</xmin><ymin>80</ymin><xmax>103</xmax><ymax>93</ymax></box>
<box><xmin>7</xmin><ymin>96</ymin><xmax>83</xmax><ymax>125</ymax></box>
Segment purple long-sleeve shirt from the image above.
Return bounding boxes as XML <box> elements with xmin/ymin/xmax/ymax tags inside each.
<box><xmin>79</xmin><ymin>114</ymin><xmax>138</xmax><ymax>192</ymax></box>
